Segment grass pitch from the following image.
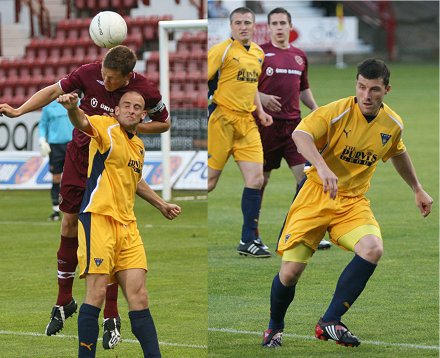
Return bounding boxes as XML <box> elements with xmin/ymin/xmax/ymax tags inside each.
<box><xmin>208</xmin><ymin>63</ymin><xmax>439</xmax><ymax>357</ymax></box>
<box><xmin>0</xmin><ymin>190</ymin><xmax>207</xmax><ymax>357</ymax></box>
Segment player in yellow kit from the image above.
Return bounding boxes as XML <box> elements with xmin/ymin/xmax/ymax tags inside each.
<box><xmin>58</xmin><ymin>91</ymin><xmax>181</xmax><ymax>358</ymax></box>
<box><xmin>262</xmin><ymin>58</ymin><xmax>433</xmax><ymax>348</ymax></box>
<box><xmin>208</xmin><ymin>7</ymin><xmax>273</xmax><ymax>257</ymax></box>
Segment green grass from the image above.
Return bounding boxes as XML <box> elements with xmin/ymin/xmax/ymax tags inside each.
<box><xmin>208</xmin><ymin>64</ymin><xmax>439</xmax><ymax>357</ymax></box>
<box><xmin>0</xmin><ymin>190</ymin><xmax>207</xmax><ymax>357</ymax></box>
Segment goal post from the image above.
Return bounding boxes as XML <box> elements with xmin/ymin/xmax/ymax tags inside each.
<box><xmin>158</xmin><ymin>19</ymin><xmax>208</xmax><ymax>200</ymax></box>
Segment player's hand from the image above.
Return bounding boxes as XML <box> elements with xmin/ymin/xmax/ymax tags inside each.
<box><xmin>414</xmin><ymin>188</ymin><xmax>433</xmax><ymax>217</ymax></box>
<box><xmin>57</xmin><ymin>93</ymin><xmax>79</xmax><ymax>110</ymax></box>
<box><xmin>39</xmin><ymin>137</ymin><xmax>51</xmax><ymax>157</ymax></box>
<box><xmin>260</xmin><ymin>93</ymin><xmax>282</xmax><ymax>112</ymax></box>
<box><xmin>316</xmin><ymin>164</ymin><xmax>338</xmax><ymax>199</ymax></box>
<box><xmin>257</xmin><ymin>111</ymin><xmax>273</xmax><ymax>127</ymax></box>
<box><xmin>0</xmin><ymin>103</ymin><xmax>20</xmax><ymax>118</ymax></box>
<box><xmin>160</xmin><ymin>203</ymin><xmax>182</xmax><ymax>220</ymax></box>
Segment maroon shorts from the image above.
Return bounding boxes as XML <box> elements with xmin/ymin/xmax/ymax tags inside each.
<box><xmin>258</xmin><ymin>119</ymin><xmax>305</xmax><ymax>172</ymax></box>
<box><xmin>59</xmin><ymin>141</ymin><xmax>89</xmax><ymax>214</ymax></box>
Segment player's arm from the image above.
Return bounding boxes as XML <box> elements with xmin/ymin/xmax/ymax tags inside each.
<box><xmin>254</xmin><ymin>91</ymin><xmax>273</xmax><ymax>127</ymax></box>
<box><xmin>300</xmin><ymin>88</ymin><xmax>318</xmax><ymax>111</ymax></box>
<box><xmin>136</xmin><ymin>179</ymin><xmax>181</xmax><ymax>220</ymax></box>
<box><xmin>57</xmin><ymin>93</ymin><xmax>92</xmax><ymax>135</ymax></box>
<box><xmin>390</xmin><ymin>151</ymin><xmax>433</xmax><ymax>217</ymax></box>
<box><xmin>0</xmin><ymin>83</ymin><xmax>64</xmax><ymax>118</ymax></box>
<box><xmin>292</xmin><ymin>130</ymin><xmax>338</xmax><ymax>199</ymax></box>
<box><xmin>137</xmin><ymin>119</ymin><xmax>170</xmax><ymax>134</ymax></box>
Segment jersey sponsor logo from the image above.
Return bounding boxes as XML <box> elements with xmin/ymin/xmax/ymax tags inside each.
<box><xmin>266</xmin><ymin>67</ymin><xmax>274</xmax><ymax>76</ymax></box>
<box><xmin>94</xmin><ymin>258</ymin><xmax>104</xmax><ymax>267</ymax></box>
<box><xmin>128</xmin><ymin>158</ymin><xmax>142</xmax><ymax>173</ymax></box>
<box><xmin>380</xmin><ymin>133</ymin><xmax>392</xmax><ymax>146</ymax></box>
<box><xmin>295</xmin><ymin>55</ymin><xmax>304</xmax><ymax>66</ymax></box>
<box><xmin>237</xmin><ymin>68</ymin><xmax>259</xmax><ymax>83</ymax></box>
<box><xmin>96</xmin><ymin>80</ymin><xmax>104</xmax><ymax>85</ymax></box>
<box><xmin>274</xmin><ymin>68</ymin><xmax>302</xmax><ymax>76</ymax></box>
<box><xmin>100</xmin><ymin>103</ymin><xmax>114</xmax><ymax>113</ymax></box>
<box><xmin>340</xmin><ymin>146</ymin><xmax>378</xmax><ymax>166</ymax></box>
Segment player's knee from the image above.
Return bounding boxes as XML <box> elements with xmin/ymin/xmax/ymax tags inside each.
<box><xmin>61</xmin><ymin>213</ymin><xmax>79</xmax><ymax>236</ymax></box>
<box><xmin>127</xmin><ymin>286</ymin><xmax>149</xmax><ymax>311</ymax></box>
<box><xmin>356</xmin><ymin>235</ymin><xmax>383</xmax><ymax>263</ymax></box>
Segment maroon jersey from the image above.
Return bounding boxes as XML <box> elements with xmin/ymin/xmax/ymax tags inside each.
<box><xmin>258</xmin><ymin>43</ymin><xmax>310</xmax><ymax>120</ymax></box>
<box><xmin>59</xmin><ymin>62</ymin><xmax>168</xmax><ymax>148</ymax></box>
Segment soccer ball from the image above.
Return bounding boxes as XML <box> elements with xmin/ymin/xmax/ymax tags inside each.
<box><xmin>89</xmin><ymin>11</ymin><xmax>127</xmax><ymax>48</ymax></box>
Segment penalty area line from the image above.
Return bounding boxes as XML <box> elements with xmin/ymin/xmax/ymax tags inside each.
<box><xmin>0</xmin><ymin>330</ymin><xmax>207</xmax><ymax>350</ymax></box>
<box><xmin>208</xmin><ymin>327</ymin><xmax>439</xmax><ymax>351</ymax></box>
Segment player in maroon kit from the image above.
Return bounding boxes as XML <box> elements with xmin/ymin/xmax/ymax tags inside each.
<box><xmin>0</xmin><ymin>45</ymin><xmax>169</xmax><ymax>349</ymax></box>
<box><xmin>256</xmin><ymin>7</ymin><xmax>331</xmax><ymax>250</ymax></box>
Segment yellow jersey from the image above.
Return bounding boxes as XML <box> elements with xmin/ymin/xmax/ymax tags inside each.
<box><xmin>80</xmin><ymin>115</ymin><xmax>144</xmax><ymax>224</ymax></box>
<box><xmin>208</xmin><ymin>38</ymin><xmax>264</xmax><ymax>113</ymax></box>
<box><xmin>296</xmin><ymin>96</ymin><xmax>406</xmax><ymax>196</ymax></box>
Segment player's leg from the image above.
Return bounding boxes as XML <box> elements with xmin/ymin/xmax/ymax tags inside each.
<box><xmin>117</xmin><ymin>269</ymin><xmax>161</xmax><ymax>357</ymax></box>
<box><xmin>263</xmin><ymin>252</ymin><xmax>309</xmax><ymax>347</ymax></box>
<box><xmin>47</xmin><ymin>144</ymin><xmax>65</xmax><ymax>221</ymax></box>
<box><xmin>235</xmin><ymin>161</ymin><xmax>270</xmax><ymax>257</ymax></box>
<box><xmin>208</xmin><ymin>167</ymin><xmax>222</xmax><ymax>192</ymax></box>
<box><xmin>78</xmin><ymin>274</ymin><xmax>108</xmax><ymax>358</ymax></box>
<box><xmin>316</xmin><ymin>204</ymin><xmax>382</xmax><ymax>347</ymax></box>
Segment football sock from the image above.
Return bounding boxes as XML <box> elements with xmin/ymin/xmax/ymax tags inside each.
<box><xmin>51</xmin><ymin>182</ymin><xmax>60</xmax><ymax>206</ymax></box>
<box><xmin>104</xmin><ymin>283</ymin><xmax>119</xmax><ymax>319</ymax></box>
<box><xmin>56</xmin><ymin>235</ymin><xmax>78</xmax><ymax>305</ymax></box>
<box><xmin>78</xmin><ymin>303</ymin><xmax>100</xmax><ymax>358</ymax></box>
<box><xmin>129</xmin><ymin>308</ymin><xmax>161</xmax><ymax>358</ymax></box>
<box><xmin>241</xmin><ymin>187</ymin><xmax>261</xmax><ymax>243</ymax></box>
<box><xmin>269</xmin><ymin>273</ymin><xmax>296</xmax><ymax>331</ymax></box>
<box><xmin>322</xmin><ymin>254</ymin><xmax>377</xmax><ymax>322</ymax></box>
<box><xmin>256</xmin><ymin>185</ymin><xmax>267</xmax><ymax>238</ymax></box>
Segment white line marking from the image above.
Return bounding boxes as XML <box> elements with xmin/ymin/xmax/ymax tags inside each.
<box><xmin>208</xmin><ymin>327</ymin><xmax>439</xmax><ymax>350</ymax></box>
<box><xmin>0</xmin><ymin>330</ymin><xmax>207</xmax><ymax>349</ymax></box>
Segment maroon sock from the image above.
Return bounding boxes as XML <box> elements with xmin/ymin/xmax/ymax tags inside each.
<box><xmin>104</xmin><ymin>283</ymin><xmax>119</xmax><ymax>319</ymax></box>
<box><xmin>56</xmin><ymin>235</ymin><xmax>78</xmax><ymax>306</ymax></box>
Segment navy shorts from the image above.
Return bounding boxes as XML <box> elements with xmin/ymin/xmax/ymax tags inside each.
<box><xmin>48</xmin><ymin>143</ymin><xmax>68</xmax><ymax>174</ymax></box>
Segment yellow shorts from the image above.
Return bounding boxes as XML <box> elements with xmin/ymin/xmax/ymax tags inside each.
<box><xmin>78</xmin><ymin>212</ymin><xmax>147</xmax><ymax>282</ymax></box>
<box><xmin>208</xmin><ymin>105</ymin><xmax>263</xmax><ymax>170</ymax></box>
<box><xmin>277</xmin><ymin>179</ymin><xmax>381</xmax><ymax>258</ymax></box>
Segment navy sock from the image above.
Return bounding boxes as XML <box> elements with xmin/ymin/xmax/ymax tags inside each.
<box><xmin>269</xmin><ymin>273</ymin><xmax>296</xmax><ymax>330</ymax></box>
<box><xmin>322</xmin><ymin>254</ymin><xmax>377</xmax><ymax>322</ymax></box>
<box><xmin>51</xmin><ymin>182</ymin><xmax>60</xmax><ymax>206</ymax></box>
<box><xmin>241</xmin><ymin>187</ymin><xmax>261</xmax><ymax>243</ymax></box>
<box><xmin>78</xmin><ymin>303</ymin><xmax>100</xmax><ymax>357</ymax></box>
<box><xmin>129</xmin><ymin>308</ymin><xmax>161</xmax><ymax>358</ymax></box>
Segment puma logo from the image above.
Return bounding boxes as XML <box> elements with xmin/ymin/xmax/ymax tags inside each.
<box><xmin>80</xmin><ymin>342</ymin><xmax>94</xmax><ymax>351</ymax></box>
<box><xmin>343</xmin><ymin>129</ymin><xmax>351</xmax><ymax>138</ymax></box>
<box><xmin>232</xmin><ymin>57</ymin><xmax>240</xmax><ymax>63</ymax></box>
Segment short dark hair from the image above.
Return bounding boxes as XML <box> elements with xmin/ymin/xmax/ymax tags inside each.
<box><xmin>356</xmin><ymin>58</ymin><xmax>390</xmax><ymax>87</ymax></box>
<box><xmin>267</xmin><ymin>7</ymin><xmax>292</xmax><ymax>25</ymax></box>
<box><xmin>103</xmin><ymin>45</ymin><xmax>137</xmax><ymax>76</ymax></box>
<box><xmin>229</xmin><ymin>7</ymin><xmax>255</xmax><ymax>23</ymax></box>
